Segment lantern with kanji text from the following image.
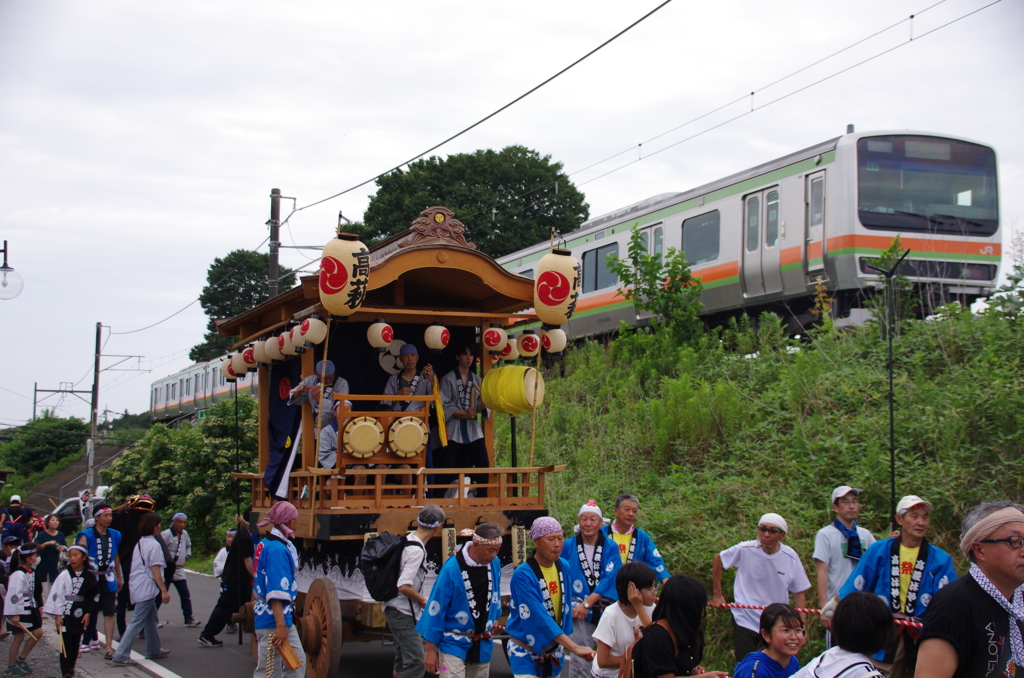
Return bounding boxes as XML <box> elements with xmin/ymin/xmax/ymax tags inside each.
<box><xmin>534</xmin><ymin>248</ymin><xmax>581</xmax><ymax>326</ymax></box>
<box><xmin>319</xmin><ymin>232</ymin><xmax>370</xmax><ymax>316</ymax></box>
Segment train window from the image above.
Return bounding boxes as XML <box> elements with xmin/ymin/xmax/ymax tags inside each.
<box><xmin>520</xmin><ymin>269</ymin><xmax>534</xmax><ymax>279</ymax></box>
<box><xmin>653</xmin><ymin>227</ymin><xmax>664</xmax><ymax>262</ymax></box>
<box><xmin>681</xmin><ymin>210</ymin><xmax>720</xmax><ymax>265</ymax></box>
<box><xmin>810</xmin><ymin>177</ymin><xmax>824</xmax><ymax>228</ymax></box>
<box><xmin>766</xmin><ymin>191</ymin><xmax>779</xmax><ymax>247</ymax></box>
<box><xmin>582</xmin><ymin>242</ymin><xmax>619</xmax><ymax>293</ymax></box>
<box><xmin>746</xmin><ymin>197</ymin><xmax>760</xmax><ymax>252</ymax></box>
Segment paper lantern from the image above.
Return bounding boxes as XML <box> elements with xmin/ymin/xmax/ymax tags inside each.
<box><xmin>518</xmin><ymin>331</ymin><xmax>540</xmax><ymax>358</ymax></box>
<box><xmin>240</xmin><ymin>346</ymin><xmax>258</xmax><ymax>373</ymax></box>
<box><xmin>265</xmin><ymin>333</ymin><xmax>285</xmax><ymax>362</ymax></box>
<box><xmin>298</xmin><ymin>317</ymin><xmax>328</xmax><ymax>347</ymax></box>
<box><xmin>534</xmin><ymin>248</ymin><xmax>581</xmax><ymax>326</ymax></box>
<box><xmin>367</xmin><ymin>322</ymin><xmax>394</xmax><ymax>350</ymax></box>
<box><xmin>500</xmin><ymin>337</ymin><xmax>520</xmax><ymax>361</ymax></box>
<box><xmin>252</xmin><ymin>340</ymin><xmax>270</xmax><ymax>365</ymax></box>
<box><xmin>220</xmin><ymin>356</ymin><xmax>238</xmax><ymax>382</ymax></box>
<box><xmin>482</xmin><ymin>325</ymin><xmax>508</xmax><ymax>353</ymax></box>
<box><xmin>424</xmin><ymin>322</ymin><xmax>450</xmax><ymax>351</ymax></box>
<box><xmin>230</xmin><ymin>352</ymin><xmax>249</xmax><ymax>375</ymax></box>
<box><xmin>279</xmin><ymin>330</ymin><xmax>298</xmax><ymax>357</ymax></box>
<box><xmin>319</xmin><ymin>233</ymin><xmax>370</xmax><ymax>316</ymax></box>
<box><xmin>542</xmin><ymin>327</ymin><xmax>567</xmax><ymax>353</ymax></box>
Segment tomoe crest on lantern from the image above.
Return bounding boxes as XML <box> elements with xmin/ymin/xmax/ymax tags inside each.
<box><xmin>424</xmin><ymin>323</ymin><xmax>450</xmax><ymax>351</ymax></box>
<box><xmin>500</xmin><ymin>337</ymin><xmax>519</xmax><ymax>361</ymax></box>
<box><xmin>367</xmin><ymin>321</ymin><xmax>394</xmax><ymax>350</ymax></box>
<box><xmin>534</xmin><ymin>249</ymin><xmax>581</xmax><ymax>326</ymax></box>
<box><xmin>298</xmin><ymin>317</ymin><xmax>328</xmax><ymax>346</ymax></box>
<box><xmin>542</xmin><ymin>327</ymin><xmax>567</xmax><ymax>353</ymax></box>
<box><xmin>518</xmin><ymin>331</ymin><xmax>540</xmax><ymax>357</ymax></box>
<box><xmin>220</xmin><ymin>356</ymin><xmax>238</xmax><ymax>382</ymax></box>
<box><xmin>319</xmin><ymin>232</ymin><xmax>370</xmax><ymax>316</ymax></box>
<box><xmin>483</xmin><ymin>325</ymin><xmax>508</xmax><ymax>353</ymax></box>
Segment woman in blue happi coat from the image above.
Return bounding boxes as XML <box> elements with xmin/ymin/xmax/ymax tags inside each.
<box><xmin>416</xmin><ymin>523</ymin><xmax>504</xmax><ymax>676</ymax></box>
<box><xmin>506</xmin><ymin>516</ymin><xmax>595</xmax><ymax>678</ymax></box>
<box><xmin>561</xmin><ymin>500</ymin><xmax>620</xmax><ymax>678</ymax></box>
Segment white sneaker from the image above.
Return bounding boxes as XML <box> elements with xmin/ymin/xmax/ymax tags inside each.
<box><xmin>156</xmin><ymin>620</ymin><xmax>166</xmax><ymax>628</ymax></box>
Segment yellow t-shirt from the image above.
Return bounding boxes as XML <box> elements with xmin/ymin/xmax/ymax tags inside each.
<box><xmin>540</xmin><ymin>564</ymin><xmax>562</xmax><ymax>624</ymax></box>
<box><xmin>898</xmin><ymin>544</ymin><xmax>920</xmax><ymax>611</ymax></box>
<box><xmin>611</xmin><ymin>532</ymin><xmax>631</xmax><ymax>564</ymax></box>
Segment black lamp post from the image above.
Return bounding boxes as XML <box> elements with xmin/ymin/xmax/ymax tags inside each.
<box><xmin>0</xmin><ymin>240</ymin><xmax>24</xmax><ymax>300</ymax></box>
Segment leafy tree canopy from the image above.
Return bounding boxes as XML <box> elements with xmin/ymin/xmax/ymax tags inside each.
<box><xmin>360</xmin><ymin>145</ymin><xmax>590</xmax><ymax>258</ymax></box>
<box><xmin>189</xmin><ymin>250</ymin><xmax>295</xmax><ymax>363</ymax></box>
<box><xmin>0</xmin><ymin>411</ymin><xmax>88</xmax><ymax>475</ymax></box>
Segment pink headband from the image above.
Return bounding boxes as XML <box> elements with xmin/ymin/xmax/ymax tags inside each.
<box><xmin>960</xmin><ymin>507</ymin><xmax>1024</xmax><ymax>558</ymax></box>
<box><xmin>529</xmin><ymin>516</ymin><xmax>562</xmax><ymax>540</ymax></box>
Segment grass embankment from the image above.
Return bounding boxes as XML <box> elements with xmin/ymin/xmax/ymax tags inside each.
<box><xmin>495</xmin><ymin>307</ymin><xmax>1024</xmax><ymax>670</ymax></box>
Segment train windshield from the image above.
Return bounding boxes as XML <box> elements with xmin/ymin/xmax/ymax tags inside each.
<box><xmin>858</xmin><ymin>135</ymin><xmax>997</xmax><ymax>236</ymax></box>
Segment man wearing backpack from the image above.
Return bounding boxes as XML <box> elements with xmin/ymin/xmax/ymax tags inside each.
<box><xmin>384</xmin><ymin>504</ymin><xmax>445</xmax><ymax>678</ymax></box>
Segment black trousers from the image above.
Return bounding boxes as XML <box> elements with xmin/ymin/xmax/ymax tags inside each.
<box><xmin>201</xmin><ymin>582</ymin><xmax>252</xmax><ymax>640</ymax></box>
<box><xmin>433</xmin><ymin>438</ymin><xmax>489</xmax><ymax>497</ymax></box>
<box><xmin>60</xmin><ymin>630</ymin><xmax>82</xmax><ymax>677</ymax></box>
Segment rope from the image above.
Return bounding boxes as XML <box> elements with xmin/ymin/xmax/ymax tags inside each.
<box><xmin>708</xmin><ymin>602</ymin><xmax>924</xmax><ymax>628</ymax></box>
<box><xmin>265</xmin><ymin>632</ymin><xmax>276</xmax><ymax>678</ymax></box>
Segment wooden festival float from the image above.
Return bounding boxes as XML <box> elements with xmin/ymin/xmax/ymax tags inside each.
<box><xmin>219</xmin><ymin>207</ymin><xmax>581</xmax><ymax>678</ymax></box>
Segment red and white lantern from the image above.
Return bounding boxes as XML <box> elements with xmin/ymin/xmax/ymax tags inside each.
<box><xmin>367</xmin><ymin>322</ymin><xmax>394</xmax><ymax>350</ymax></box>
<box><xmin>534</xmin><ymin>248</ymin><xmax>581</xmax><ymax>326</ymax></box>
<box><xmin>424</xmin><ymin>323</ymin><xmax>450</xmax><ymax>351</ymax></box>
<box><xmin>230</xmin><ymin>351</ymin><xmax>249</xmax><ymax>375</ymax></box>
<box><xmin>319</xmin><ymin>232</ymin><xmax>370</xmax><ymax>317</ymax></box>
<box><xmin>252</xmin><ymin>340</ymin><xmax>270</xmax><ymax>365</ymax></box>
<box><xmin>265</xmin><ymin>333</ymin><xmax>285</xmax><ymax>362</ymax></box>
<box><xmin>500</xmin><ymin>337</ymin><xmax>520</xmax><ymax>361</ymax></box>
<box><xmin>482</xmin><ymin>325</ymin><xmax>508</xmax><ymax>354</ymax></box>
<box><xmin>282</xmin><ymin>327</ymin><xmax>304</xmax><ymax>356</ymax></box>
<box><xmin>542</xmin><ymin>327</ymin><xmax>567</xmax><ymax>353</ymax></box>
<box><xmin>518</xmin><ymin>331</ymin><xmax>540</xmax><ymax>358</ymax></box>
<box><xmin>297</xmin><ymin>317</ymin><xmax>328</xmax><ymax>347</ymax></box>
<box><xmin>240</xmin><ymin>346</ymin><xmax>258</xmax><ymax>373</ymax></box>
<box><xmin>220</xmin><ymin>356</ymin><xmax>238</xmax><ymax>382</ymax></box>
<box><xmin>278</xmin><ymin>330</ymin><xmax>298</xmax><ymax>357</ymax></box>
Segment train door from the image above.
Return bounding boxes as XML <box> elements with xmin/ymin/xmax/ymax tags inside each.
<box><xmin>805</xmin><ymin>171</ymin><xmax>826</xmax><ymax>275</ymax></box>
<box><xmin>741</xmin><ymin>189</ymin><xmax>783</xmax><ymax>296</ymax></box>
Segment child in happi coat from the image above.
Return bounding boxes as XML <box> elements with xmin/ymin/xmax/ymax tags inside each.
<box><xmin>43</xmin><ymin>545</ymin><xmax>100</xmax><ymax>678</ymax></box>
<box><xmin>4</xmin><ymin>544</ymin><xmax>44</xmax><ymax>677</ymax></box>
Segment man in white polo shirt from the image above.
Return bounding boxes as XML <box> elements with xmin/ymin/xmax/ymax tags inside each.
<box><xmin>712</xmin><ymin>512</ymin><xmax>811</xmax><ymax>664</ymax></box>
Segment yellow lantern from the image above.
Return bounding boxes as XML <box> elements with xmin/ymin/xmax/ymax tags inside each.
<box><xmin>424</xmin><ymin>323</ymin><xmax>450</xmax><ymax>351</ymax></box>
<box><xmin>534</xmin><ymin>248</ymin><xmax>581</xmax><ymax>326</ymax></box>
<box><xmin>265</xmin><ymin>333</ymin><xmax>285</xmax><ymax>362</ymax></box>
<box><xmin>500</xmin><ymin>337</ymin><xmax>519</xmax><ymax>361</ymax></box>
<box><xmin>297</xmin><ymin>317</ymin><xmax>328</xmax><ymax>347</ymax></box>
<box><xmin>367</xmin><ymin>321</ymin><xmax>394</xmax><ymax>350</ymax></box>
<box><xmin>252</xmin><ymin>340</ymin><xmax>270</xmax><ymax>365</ymax></box>
<box><xmin>482</xmin><ymin>325</ymin><xmax>508</xmax><ymax>354</ymax></box>
<box><xmin>518</xmin><ymin>331</ymin><xmax>540</xmax><ymax>358</ymax></box>
<box><xmin>240</xmin><ymin>346</ymin><xmax>258</xmax><ymax>373</ymax></box>
<box><xmin>220</xmin><ymin>356</ymin><xmax>238</xmax><ymax>382</ymax></box>
<box><xmin>319</xmin><ymin>232</ymin><xmax>370</xmax><ymax>316</ymax></box>
<box><xmin>542</xmin><ymin>327</ymin><xmax>567</xmax><ymax>353</ymax></box>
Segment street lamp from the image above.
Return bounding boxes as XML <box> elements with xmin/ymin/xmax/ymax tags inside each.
<box><xmin>0</xmin><ymin>241</ymin><xmax>24</xmax><ymax>300</ymax></box>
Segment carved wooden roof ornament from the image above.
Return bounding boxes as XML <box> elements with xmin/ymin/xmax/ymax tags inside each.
<box><xmin>399</xmin><ymin>206</ymin><xmax>477</xmax><ymax>251</ymax></box>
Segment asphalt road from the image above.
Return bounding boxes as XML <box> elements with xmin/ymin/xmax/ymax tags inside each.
<box><xmin>113</xmin><ymin>571</ymin><xmax>514</xmax><ymax>678</ymax></box>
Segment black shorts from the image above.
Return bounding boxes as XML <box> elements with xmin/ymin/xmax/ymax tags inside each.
<box><xmin>6</xmin><ymin>608</ymin><xmax>42</xmax><ymax>634</ymax></box>
<box><xmin>98</xmin><ymin>587</ymin><xmax>117</xmax><ymax>616</ymax></box>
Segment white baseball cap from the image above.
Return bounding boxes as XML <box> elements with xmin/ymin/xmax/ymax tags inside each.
<box><xmin>831</xmin><ymin>486</ymin><xmax>860</xmax><ymax>504</ymax></box>
<box><xmin>896</xmin><ymin>495</ymin><xmax>934</xmax><ymax>515</ymax></box>
<box><xmin>758</xmin><ymin>513</ymin><xmax>789</xmax><ymax>534</ymax></box>
<box><xmin>9</xmin><ymin>495</ymin><xmax>20</xmax><ymax>503</ymax></box>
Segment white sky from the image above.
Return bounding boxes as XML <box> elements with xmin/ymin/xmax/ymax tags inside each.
<box><xmin>1</xmin><ymin>0</ymin><xmax>1021</xmax><ymax>425</ymax></box>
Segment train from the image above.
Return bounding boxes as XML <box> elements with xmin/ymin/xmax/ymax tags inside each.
<box><xmin>149</xmin><ymin>357</ymin><xmax>257</xmax><ymax>422</ymax></box>
<box><xmin>496</xmin><ymin>128</ymin><xmax>1002</xmax><ymax>336</ymax></box>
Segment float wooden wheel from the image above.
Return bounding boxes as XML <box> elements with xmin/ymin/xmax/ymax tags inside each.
<box><xmin>302</xmin><ymin>577</ymin><xmax>342</xmax><ymax>678</ymax></box>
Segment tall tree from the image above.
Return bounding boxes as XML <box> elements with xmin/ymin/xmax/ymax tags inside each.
<box><xmin>0</xmin><ymin>412</ymin><xmax>88</xmax><ymax>475</ymax></box>
<box><xmin>361</xmin><ymin>145</ymin><xmax>589</xmax><ymax>258</ymax></box>
<box><xmin>189</xmin><ymin>251</ymin><xmax>295</xmax><ymax>363</ymax></box>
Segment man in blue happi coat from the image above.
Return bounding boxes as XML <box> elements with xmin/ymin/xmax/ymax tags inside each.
<box><xmin>835</xmin><ymin>495</ymin><xmax>957</xmax><ymax>678</ymax></box>
<box><xmin>602</xmin><ymin>494</ymin><xmax>669</xmax><ymax>584</ymax></box>
<box><xmin>506</xmin><ymin>516</ymin><xmax>595</xmax><ymax>678</ymax></box>
<box><xmin>252</xmin><ymin>501</ymin><xmax>304</xmax><ymax>678</ymax></box>
<box><xmin>562</xmin><ymin>500</ymin><xmax>620</xmax><ymax>678</ymax></box>
<box><xmin>417</xmin><ymin>522</ymin><xmax>504</xmax><ymax>678</ymax></box>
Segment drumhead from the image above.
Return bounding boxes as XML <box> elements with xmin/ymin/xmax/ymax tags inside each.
<box><xmin>342</xmin><ymin>416</ymin><xmax>384</xmax><ymax>458</ymax></box>
<box><xmin>523</xmin><ymin>368</ymin><xmax>546</xmax><ymax>407</ymax></box>
<box><xmin>388</xmin><ymin>416</ymin><xmax>428</xmax><ymax>458</ymax></box>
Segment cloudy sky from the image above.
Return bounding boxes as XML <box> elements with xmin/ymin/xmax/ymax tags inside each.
<box><xmin>1</xmin><ymin>0</ymin><xmax>1021</xmax><ymax>425</ymax></box>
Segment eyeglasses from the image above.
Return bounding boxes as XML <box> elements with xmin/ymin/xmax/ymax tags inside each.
<box><xmin>758</xmin><ymin>526</ymin><xmax>783</xmax><ymax>536</ymax></box>
<box><xmin>980</xmin><ymin>536</ymin><xmax>1024</xmax><ymax>549</ymax></box>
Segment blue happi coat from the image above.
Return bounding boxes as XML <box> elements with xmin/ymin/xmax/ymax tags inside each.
<box><xmin>252</xmin><ymin>530</ymin><xmax>299</xmax><ymax>629</ymax></box>
<box><xmin>506</xmin><ymin>557</ymin><xmax>574</xmax><ymax>677</ymax></box>
<box><xmin>415</xmin><ymin>547</ymin><xmax>503</xmax><ymax>662</ymax></box>
<box><xmin>561</xmin><ymin>533</ymin><xmax>619</xmax><ymax>623</ymax></box>
<box><xmin>600</xmin><ymin>524</ymin><xmax>669</xmax><ymax>579</ymax></box>
<box><xmin>838</xmin><ymin>537</ymin><xmax>956</xmax><ymax>662</ymax></box>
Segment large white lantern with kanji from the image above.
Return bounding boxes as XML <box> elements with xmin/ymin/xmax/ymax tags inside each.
<box><xmin>319</xmin><ymin>232</ymin><xmax>370</xmax><ymax>316</ymax></box>
<box><xmin>534</xmin><ymin>248</ymin><xmax>581</xmax><ymax>326</ymax></box>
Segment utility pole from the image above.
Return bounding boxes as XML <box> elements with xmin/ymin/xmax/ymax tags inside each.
<box><xmin>87</xmin><ymin>321</ymin><xmax>101</xmax><ymax>518</ymax></box>
<box><xmin>269</xmin><ymin>188</ymin><xmax>281</xmax><ymax>298</ymax></box>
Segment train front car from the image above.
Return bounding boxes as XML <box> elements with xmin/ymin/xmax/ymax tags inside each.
<box><xmin>219</xmin><ymin>207</ymin><xmax>559</xmax><ymax>678</ymax></box>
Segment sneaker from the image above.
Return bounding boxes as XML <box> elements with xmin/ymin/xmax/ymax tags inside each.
<box><xmin>78</xmin><ymin>645</ymin><xmax>89</xmax><ymax>654</ymax></box>
<box><xmin>156</xmin><ymin>619</ymin><xmax>166</xmax><ymax>628</ymax></box>
<box><xmin>184</xmin><ymin>618</ymin><xmax>201</xmax><ymax>627</ymax></box>
<box><xmin>225</xmin><ymin>624</ymin><xmax>236</xmax><ymax>634</ymax></box>
<box><xmin>3</xmin><ymin>666</ymin><xmax>27</xmax><ymax>676</ymax></box>
<box><xmin>110</xmin><ymin>659</ymin><xmax>137</xmax><ymax>667</ymax></box>
<box><xmin>198</xmin><ymin>635</ymin><xmax>223</xmax><ymax>648</ymax></box>
<box><xmin>89</xmin><ymin>640</ymin><xmax>101</xmax><ymax>651</ymax></box>
<box><xmin>147</xmin><ymin>649</ymin><xmax>171</xmax><ymax>659</ymax></box>
<box><xmin>15</xmin><ymin>659</ymin><xmax>31</xmax><ymax>674</ymax></box>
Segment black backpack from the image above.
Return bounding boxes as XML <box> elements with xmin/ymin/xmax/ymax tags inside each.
<box><xmin>359</xmin><ymin>532</ymin><xmax>423</xmax><ymax>602</ymax></box>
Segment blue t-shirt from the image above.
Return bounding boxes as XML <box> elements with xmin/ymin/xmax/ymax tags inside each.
<box><xmin>252</xmin><ymin>535</ymin><xmax>297</xmax><ymax>629</ymax></box>
<box><xmin>733</xmin><ymin>651</ymin><xmax>800</xmax><ymax>678</ymax></box>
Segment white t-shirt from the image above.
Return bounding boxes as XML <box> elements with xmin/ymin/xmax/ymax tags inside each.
<box><xmin>812</xmin><ymin>524</ymin><xmax>876</xmax><ymax>600</ymax></box>
<box><xmin>384</xmin><ymin>532</ymin><xmax>426</xmax><ymax>618</ymax></box>
<box><xmin>719</xmin><ymin>540</ymin><xmax>811</xmax><ymax>632</ymax></box>
<box><xmin>591</xmin><ymin>602</ymin><xmax>656</xmax><ymax>677</ymax></box>
<box><xmin>792</xmin><ymin>647</ymin><xmax>882</xmax><ymax>678</ymax></box>
<box><xmin>129</xmin><ymin>536</ymin><xmax>165</xmax><ymax>605</ymax></box>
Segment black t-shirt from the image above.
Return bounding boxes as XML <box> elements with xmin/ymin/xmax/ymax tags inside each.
<box><xmin>222</xmin><ymin>528</ymin><xmax>254</xmax><ymax>587</ymax></box>
<box><xmin>919</xmin><ymin>574</ymin><xmax>1021</xmax><ymax>678</ymax></box>
<box><xmin>632</xmin><ymin>623</ymin><xmax>702</xmax><ymax>678</ymax></box>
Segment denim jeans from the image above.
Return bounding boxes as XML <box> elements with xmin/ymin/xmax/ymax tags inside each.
<box><xmin>113</xmin><ymin>593</ymin><xmax>162</xmax><ymax>661</ymax></box>
<box><xmin>171</xmin><ymin>578</ymin><xmax>194</xmax><ymax>621</ymax></box>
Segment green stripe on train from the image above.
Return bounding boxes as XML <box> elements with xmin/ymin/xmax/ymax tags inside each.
<box><xmin>829</xmin><ymin>247</ymin><xmax>1001</xmax><ymax>263</ymax></box>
